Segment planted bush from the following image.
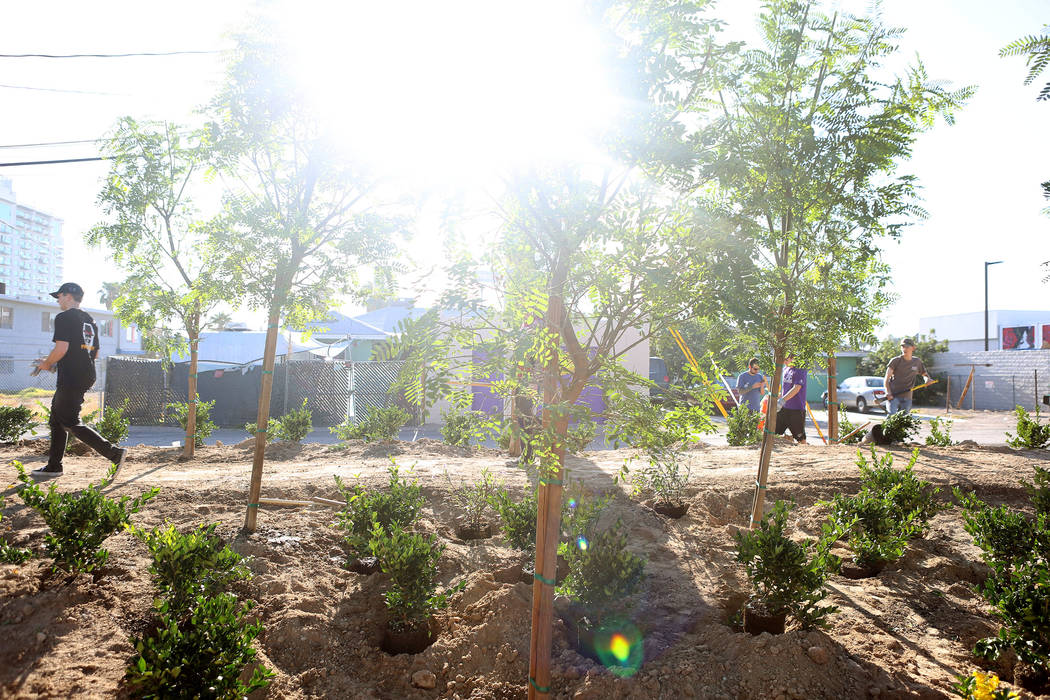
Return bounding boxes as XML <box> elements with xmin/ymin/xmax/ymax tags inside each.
<box><xmin>447</xmin><ymin>467</ymin><xmax>501</xmax><ymax>534</ymax></box>
<box><xmin>334</xmin><ymin>461</ymin><xmax>424</xmax><ymax>557</ymax></box>
<box><xmin>166</xmin><ymin>397</ymin><xmax>216</xmax><ymax>447</ymax></box>
<box><xmin>132</xmin><ymin>523</ymin><xmax>250</xmax><ymax>613</ymax></box>
<box><xmin>1006</xmin><ymin>406</ymin><xmax>1050</xmax><ymax>449</ymax></box>
<box><xmin>856</xmin><ymin>447</ymin><xmax>948</xmax><ymax>536</ymax></box>
<box><xmin>331</xmin><ymin>405</ymin><xmax>409</xmax><ymax>443</ymax></box>
<box><xmin>824</xmin><ymin>487</ymin><xmax>915</xmax><ymax>570</ymax></box>
<box><xmin>126</xmin><ymin>593</ymin><xmax>272</xmax><ymax>699</ymax></box>
<box><xmin>368</xmin><ymin>521</ymin><xmax>463</xmax><ymax>632</ymax></box>
<box><xmin>558</xmin><ymin>518</ymin><xmax>646</xmax><ymax>627</ymax></box>
<box><xmin>16</xmin><ymin>462</ymin><xmax>157</xmax><ymax>573</ymax></box>
<box><xmin>275</xmin><ymin>398</ymin><xmax>312</xmax><ymax>442</ymax></box>
<box><xmin>735</xmin><ymin>500</ymin><xmax>841</xmax><ymax>629</ymax></box>
<box><xmin>1024</xmin><ymin>465</ymin><xmax>1050</xmax><ymax>516</ymax></box>
<box><xmin>489</xmin><ymin>486</ymin><xmax>537</xmax><ymax>551</ymax></box>
<box><xmin>93</xmin><ymin>399</ymin><xmax>130</xmax><ymax>446</ymax></box>
<box><xmin>0</xmin><ymin>405</ymin><xmax>39</xmax><ymax>442</ymax></box>
<box><xmin>837</xmin><ymin>413</ymin><xmax>864</xmax><ymax>445</ymax></box>
<box><xmin>0</xmin><ymin>496</ymin><xmax>31</xmax><ymax>564</ymax></box>
<box><xmin>925</xmin><ymin>416</ymin><xmax>955</xmax><ymax>446</ymax></box>
<box><xmin>974</xmin><ymin>558</ymin><xmax>1050</xmax><ymax>677</ymax></box>
<box><xmin>630</xmin><ymin>446</ymin><xmax>691</xmax><ymax>509</ymax></box>
<box><xmin>955</xmin><ymin>489</ymin><xmax>1050</xmax><ymax>572</ymax></box>
<box><xmin>440</xmin><ymin>403</ymin><xmax>490</xmax><ymax>447</ymax></box>
<box><xmin>879</xmin><ymin>410</ymin><xmax>922</xmax><ymax>444</ymax></box>
<box><xmin>726</xmin><ymin>404</ymin><xmax>761</xmax><ymax>446</ymax></box>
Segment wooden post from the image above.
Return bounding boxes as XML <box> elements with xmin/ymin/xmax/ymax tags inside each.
<box><xmin>1036</xmin><ymin>369</ymin><xmax>1039</xmax><ymax>411</ymax></box>
<box><xmin>282</xmin><ymin>329</ymin><xmax>292</xmax><ymax>414</ymax></box>
<box><xmin>244</xmin><ymin>305</ymin><xmax>282</xmax><ymax>531</ymax></box>
<box><xmin>750</xmin><ymin>354</ymin><xmax>783</xmax><ymax>528</ymax></box>
<box><xmin>528</xmin><ymin>277</ymin><xmax>567</xmax><ymax>700</ymax></box>
<box><xmin>956</xmin><ymin>367</ymin><xmax>975</xmax><ymax>410</ymax></box>
<box><xmin>827</xmin><ymin>354</ymin><xmax>838</xmax><ymax>442</ymax></box>
<box><xmin>183</xmin><ymin>326</ymin><xmax>199</xmax><ymax>459</ymax></box>
<box><xmin>946</xmin><ymin>375</ymin><xmax>951</xmax><ymax>415</ymax></box>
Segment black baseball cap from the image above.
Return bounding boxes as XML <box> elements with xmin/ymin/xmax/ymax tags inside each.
<box><xmin>900</xmin><ymin>338</ymin><xmax>916</xmax><ymax>347</ymax></box>
<box><xmin>50</xmin><ymin>282</ymin><xmax>84</xmax><ymax>301</ymax></box>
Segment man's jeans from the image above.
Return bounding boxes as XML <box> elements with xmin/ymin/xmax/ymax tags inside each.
<box><xmin>48</xmin><ymin>383</ymin><xmax>116</xmax><ymax>469</ymax></box>
<box><xmin>888</xmin><ymin>395</ymin><xmax>913</xmax><ymax>414</ymax></box>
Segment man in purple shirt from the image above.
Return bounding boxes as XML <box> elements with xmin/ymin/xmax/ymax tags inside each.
<box><xmin>773</xmin><ymin>353</ymin><xmax>807</xmax><ymax>444</ymax></box>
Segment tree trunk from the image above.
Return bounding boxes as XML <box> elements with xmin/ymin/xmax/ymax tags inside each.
<box><xmin>528</xmin><ymin>274</ymin><xmax>568</xmax><ymax>700</ymax></box>
<box><xmin>750</xmin><ymin>352</ymin><xmax>784</xmax><ymax>528</ymax></box>
<box><xmin>827</xmin><ymin>353</ymin><xmax>838</xmax><ymax>443</ymax></box>
<box><xmin>244</xmin><ymin>302</ymin><xmax>282</xmax><ymax>531</ymax></box>
<box><xmin>183</xmin><ymin>332</ymin><xmax>199</xmax><ymax>458</ymax></box>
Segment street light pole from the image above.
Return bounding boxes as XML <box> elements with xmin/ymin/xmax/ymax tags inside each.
<box><xmin>984</xmin><ymin>260</ymin><xmax>1003</xmax><ymax>351</ymax></box>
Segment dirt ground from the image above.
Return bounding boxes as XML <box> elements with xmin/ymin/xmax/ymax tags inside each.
<box><xmin>2</xmin><ymin>437</ymin><xmax>1049</xmax><ymax>699</ymax></box>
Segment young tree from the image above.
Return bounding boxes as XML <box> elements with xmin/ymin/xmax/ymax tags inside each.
<box><xmin>89</xmin><ymin>118</ymin><xmax>232</xmax><ymax>458</ymax></box>
<box><xmin>692</xmin><ymin>0</ymin><xmax>970</xmax><ymax>525</ymax></box>
<box><xmin>208</xmin><ymin>28</ymin><xmax>402</xmax><ymax>531</ymax></box>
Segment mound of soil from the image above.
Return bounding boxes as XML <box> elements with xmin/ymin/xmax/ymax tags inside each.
<box><xmin>2</xmin><ymin>440</ymin><xmax>1049</xmax><ymax>698</ymax></box>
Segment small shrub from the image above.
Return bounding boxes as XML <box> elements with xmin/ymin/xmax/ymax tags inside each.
<box><xmin>557</xmin><ymin>519</ymin><xmax>646</xmax><ymax>627</ymax></box>
<box><xmin>955</xmin><ymin>489</ymin><xmax>1050</xmax><ymax>571</ymax></box>
<box><xmin>824</xmin><ymin>487</ymin><xmax>915</xmax><ymax>568</ymax></box>
<box><xmin>0</xmin><ymin>496</ymin><xmax>31</xmax><ymax>564</ymax></box>
<box><xmin>1006</xmin><ymin>406</ymin><xmax>1050</xmax><ymax>450</ymax></box>
<box><xmin>334</xmin><ymin>461</ymin><xmax>424</xmax><ymax>557</ymax></box>
<box><xmin>489</xmin><ymin>486</ymin><xmax>537</xmax><ymax>551</ymax></box>
<box><xmin>974</xmin><ymin>558</ymin><xmax>1050</xmax><ymax>673</ymax></box>
<box><xmin>368</xmin><ymin>521</ymin><xmax>463</xmax><ymax>631</ymax></box>
<box><xmin>93</xmin><ymin>399</ymin><xmax>130</xmax><ymax>446</ymax></box>
<box><xmin>440</xmin><ymin>403</ymin><xmax>489</xmax><ymax>447</ymax></box>
<box><xmin>132</xmin><ymin>523</ymin><xmax>250</xmax><ymax>613</ymax></box>
<box><xmin>565</xmin><ymin>415</ymin><xmax>597</xmax><ymax>454</ymax></box>
<box><xmin>925</xmin><ymin>416</ymin><xmax>955</xmax><ymax>446</ymax></box>
<box><xmin>880</xmin><ymin>410</ymin><xmax>922</xmax><ymax>444</ymax></box>
<box><xmin>856</xmin><ymin>447</ymin><xmax>949</xmax><ymax>536</ymax></box>
<box><xmin>561</xmin><ymin>486</ymin><xmax>610</xmax><ymax>545</ymax></box>
<box><xmin>126</xmin><ymin>593</ymin><xmax>273</xmax><ymax>699</ymax></box>
<box><xmin>837</xmin><ymin>413</ymin><xmax>864</xmax><ymax>445</ymax></box>
<box><xmin>726</xmin><ymin>404</ymin><xmax>761</xmax><ymax>446</ymax></box>
<box><xmin>630</xmin><ymin>446</ymin><xmax>691</xmax><ymax>505</ymax></box>
<box><xmin>447</xmin><ymin>467</ymin><xmax>501</xmax><ymax>530</ymax></box>
<box><xmin>0</xmin><ymin>405</ymin><xmax>39</xmax><ymax>442</ymax></box>
<box><xmin>1024</xmin><ymin>465</ymin><xmax>1050</xmax><ymax>516</ymax></box>
<box><xmin>274</xmin><ymin>398</ymin><xmax>313</xmax><ymax>442</ymax></box>
<box><xmin>952</xmin><ymin>671</ymin><xmax>1019</xmax><ymax>699</ymax></box>
<box><xmin>331</xmin><ymin>405</ymin><xmax>409</xmax><ymax>443</ymax></box>
<box><xmin>15</xmin><ymin>462</ymin><xmax>158</xmax><ymax>573</ymax></box>
<box><xmin>735</xmin><ymin>500</ymin><xmax>841</xmax><ymax>628</ymax></box>
<box><xmin>166</xmin><ymin>397</ymin><xmax>216</xmax><ymax>447</ymax></box>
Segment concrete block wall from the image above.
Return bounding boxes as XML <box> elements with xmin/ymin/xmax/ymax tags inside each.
<box><xmin>928</xmin><ymin>349</ymin><xmax>1050</xmax><ymax>411</ymax></box>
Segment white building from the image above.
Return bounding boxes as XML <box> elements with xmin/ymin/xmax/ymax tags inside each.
<box><xmin>0</xmin><ymin>177</ymin><xmax>64</xmax><ymax>300</ymax></box>
<box><xmin>919</xmin><ymin>310</ymin><xmax>1050</xmax><ymax>353</ymax></box>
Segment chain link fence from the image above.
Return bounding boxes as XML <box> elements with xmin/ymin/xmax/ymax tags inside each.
<box><xmin>940</xmin><ymin>371</ymin><xmax>1048</xmax><ymax>412</ymax></box>
<box><xmin>0</xmin><ymin>355</ymin><xmax>106</xmax><ymax>415</ymax></box>
<box><xmin>104</xmin><ymin>357</ymin><xmax>410</xmax><ymax>427</ymax></box>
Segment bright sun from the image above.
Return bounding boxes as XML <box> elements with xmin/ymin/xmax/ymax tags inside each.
<box><xmin>273</xmin><ymin>1</ymin><xmax>621</xmax><ymax>183</ymax></box>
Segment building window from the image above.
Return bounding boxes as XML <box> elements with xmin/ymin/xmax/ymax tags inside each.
<box><xmin>125</xmin><ymin>325</ymin><xmax>136</xmax><ymax>342</ymax></box>
<box><xmin>41</xmin><ymin>311</ymin><xmax>56</xmax><ymax>333</ymax></box>
<box><xmin>0</xmin><ymin>306</ymin><xmax>11</xmax><ymax>328</ymax></box>
<box><xmin>99</xmin><ymin>319</ymin><xmax>114</xmax><ymax>337</ymax></box>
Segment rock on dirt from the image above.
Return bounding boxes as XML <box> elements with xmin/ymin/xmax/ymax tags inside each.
<box><xmin>411</xmin><ymin>670</ymin><xmax>437</xmax><ymax>689</ymax></box>
<box><xmin>807</xmin><ymin>646</ymin><xmax>828</xmax><ymax>664</ymax></box>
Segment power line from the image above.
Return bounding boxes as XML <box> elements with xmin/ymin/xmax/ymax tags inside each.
<box><xmin>0</xmin><ymin>82</ymin><xmax>128</xmax><ymax>96</ymax></box>
<box><xmin>0</xmin><ymin>138</ymin><xmax>101</xmax><ymax>150</ymax></box>
<box><xmin>0</xmin><ymin>50</ymin><xmax>220</xmax><ymax>59</ymax></box>
<box><xmin>0</xmin><ymin>155</ymin><xmax>107</xmax><ymax>166</ymax></box>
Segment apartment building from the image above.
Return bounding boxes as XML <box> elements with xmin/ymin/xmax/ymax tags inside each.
<box><xmin>0</xmin><ymin>177</ymin><xmax>64</xmax><ymax>300</ymax></box>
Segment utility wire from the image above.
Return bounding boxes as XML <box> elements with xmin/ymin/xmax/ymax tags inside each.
<box><xmin>0</xmin><ymin>157</ymin><xmax>108</xmax><ymax>168</ymax></box>
<box><xmin>0</xmin><ymin>82</ymin><xmax>129</xmax><ymax>96</ymax></box>
<box><xmin>0</xmin><ymin>50</ymin><xmax>220</xmax><ymax>59</ymax></box>
<box><xmin>0</xmin><ymin>138</ymin><xmax>101</xmax><ymax>150</ymax></box>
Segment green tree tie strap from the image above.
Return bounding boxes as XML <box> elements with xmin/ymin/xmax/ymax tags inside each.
<box><xmin>763</xmin><ymin>428</ymin><xmax>777</xmax><ymax>436</ymax></box>
<box><xmin>254</xmin><ymin>430</ymin><xmax>268</xmax><ymax>435</ymax></box>
<box><xmin>262</xmin><ymin>370</ymin><xmax>273</xmax><ymax>374</ymax></box>
<box><xmin>529</xmin><ymin>677</ymin><xmax>550</xmax><ymax>693</ymax></box>
<box><xmin>533</xmin><ymin>572</ymin><xmax>556</xmax><ymax>586</ymax></box>
<box><xmin>246</xmin><ymin>503</ymin><xmax>259</xmax><ymax>508</ymax></box>
<box><xmin>754</xmin><ymin>480</ymin><xmax>766</xmax><ymax>489</ymax></box>
<box><xmin>538</xmin><ymin>478</ymin><xmax>562</xmax><ymax>486</ymax></box>
<box><xmin>268</xmin><ymin>324</ymin><xmax>278</xmax><ymax>329</ymax></box>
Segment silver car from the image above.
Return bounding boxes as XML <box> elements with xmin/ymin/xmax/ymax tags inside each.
<box><xmin>821</xmin><ymin>376</ymin><xmax>888</xmax><ymax>414</ymax></box>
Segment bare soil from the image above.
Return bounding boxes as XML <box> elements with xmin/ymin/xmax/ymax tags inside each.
<box><xmin>2</xmin><ymin>437</ymin><xmax>1049</xmax><ymax>699</ymax></box>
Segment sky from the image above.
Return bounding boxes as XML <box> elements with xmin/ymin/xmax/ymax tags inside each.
<box><xmin>0</xmin><ymin>0</ymin><xmax>1046</xmax><ymax>338</ymax></box>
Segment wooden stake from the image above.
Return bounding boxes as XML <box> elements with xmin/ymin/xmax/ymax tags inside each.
<box><xmin>244</xmin><ymin>305</ymin><xmax>282</xmax><ymax>531</ymax></box>
<box><xmin>946</xmin><ymin>375</ymin><xmax>951</xmax><ymax>415</ymax></box>
<box><xmin>956</xmin><ymin>367</ymin><xmax>975</xmax><ymax>410</ymax></box>
<box><xmin>256</xmin><ymin>496</ymin><xmax>344</xmax><ymax>508</ymax></box>
<box><xmin>750</xmin><ymin>354</ymin><xmax>784</xmax><ymax>528</ymax></box>
<box><xmin>183</xmin><ymin>309</ymin><xmax>200</xmax><ymax>459</ymax></box>
<box><xmin>528</xmin><ymin>283</ymin><xmax>567</xmax><ymax>700</ymax></box>
<box><xmin>839</xmin><ymin>421</ymin><xmax>871</xmax><ymax>443</ymax></box>
<box><xmin>827</xmin><ymin>354</ymin><xmax>838</xmax><ymax>443</ymax></box>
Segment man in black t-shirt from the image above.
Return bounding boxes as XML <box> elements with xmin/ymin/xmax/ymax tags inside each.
<box><xmin>30</xmin><ymin>282</ymin><xmax>127</xmax><ymax>480</ymax></box>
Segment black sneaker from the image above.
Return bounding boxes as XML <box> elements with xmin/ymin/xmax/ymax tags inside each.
<box><xmin>30</xmin><ymin>465</ymin><xmax>63</xmax><ymax>480</ymax></box>
<box><xmin>111</xmin><ymin>447</ymin><xmax>128</xmax><ymax>479</ymax></box>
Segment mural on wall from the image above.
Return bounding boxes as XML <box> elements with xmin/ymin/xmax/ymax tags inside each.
<box><xmin>1001</xmin><ymin>325</ymin><xmax>1036</xmax><ymax>351</ymax></box>
<box><xmin>1043</xmin><ymin>324</ymin><xmax>1050</xmax><ymax>350</ymax></box>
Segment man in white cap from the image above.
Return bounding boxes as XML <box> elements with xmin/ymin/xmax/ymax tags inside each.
<box><xmin>30</xmin><ymin>282</ymin><xmax>127</xmax><ymax>479</ymax></box>
<box><xmin>884</xmin><ymin>338</ymin><xmax>932</xmax><ymax>414</ymax></box>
